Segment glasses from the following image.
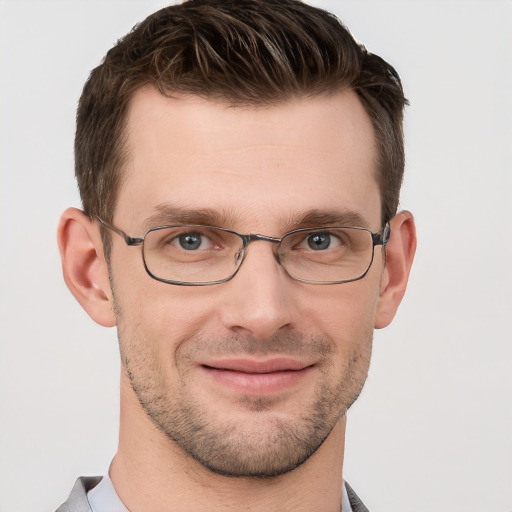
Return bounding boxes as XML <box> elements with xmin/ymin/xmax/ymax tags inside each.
<box><xmin>97</xmin><ymin>217</ymin><xmax>390</xmax><ymax>286</ymax></box>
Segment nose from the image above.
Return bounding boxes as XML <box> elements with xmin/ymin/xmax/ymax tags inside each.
<box><xmin>218</xmin><ymin>241</ymin><xmax>297</xmax><ymax>339</ymax></box>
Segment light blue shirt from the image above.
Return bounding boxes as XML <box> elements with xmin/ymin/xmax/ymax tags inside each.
<box><xmin>87</xmin><ymin>473</ymin><xmax>128</xmax><ymax>512</ymax></box>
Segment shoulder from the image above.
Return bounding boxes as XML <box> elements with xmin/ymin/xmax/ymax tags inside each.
<box><xmin>346</xmin><ymin>481</ymin><xmax>371</xmax><ymax>512</ymax></box>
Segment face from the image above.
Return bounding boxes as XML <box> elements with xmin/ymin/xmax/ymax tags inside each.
<box><xmin>110</xmin><ymin>88</ymin><xmax>383</xmax><ymax>477</ymax></box>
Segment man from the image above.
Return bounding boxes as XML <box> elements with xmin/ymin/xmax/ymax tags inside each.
<box><xmin>56</xmin><ymin>0</ymin><xmax>416</xmax><ymax>510</ymax></box>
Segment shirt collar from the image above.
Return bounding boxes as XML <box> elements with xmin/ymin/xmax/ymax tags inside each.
<box><xmin>87</xmin><ymin>473</ymin><xmax>353</xmax><ymax>512</ymax></box>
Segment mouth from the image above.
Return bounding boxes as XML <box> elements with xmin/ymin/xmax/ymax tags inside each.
<box><xmin>199</xmin><ymin>358</ymin><xmax>314</xmax><ymax>394</ymax></box>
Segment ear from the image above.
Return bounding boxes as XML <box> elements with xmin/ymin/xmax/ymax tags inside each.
<box><xmin>375</xmin><ymin>210</ymin><xmax>417</xmax><ymax>329</ymax></box>
<box><xmin>57</xmin><ymin>207</ymin><xmax>116</xmax><ymax>327</ymax></box>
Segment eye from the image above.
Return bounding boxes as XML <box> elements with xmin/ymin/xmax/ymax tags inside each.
<box><xmin>175</xmin><ymin>231</ymin><xmax>211</xmax><ymax>251</ymax></box>
<box><xmin>304</xmin><ymin>231</ymin><xmax>341</xmax><ymax>251</ymax></box>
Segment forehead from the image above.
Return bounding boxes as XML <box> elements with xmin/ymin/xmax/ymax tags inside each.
<box><xmin>117</xmin><ymin>87</ymin><xmax>381</xmax><ymax>231</ymax></box>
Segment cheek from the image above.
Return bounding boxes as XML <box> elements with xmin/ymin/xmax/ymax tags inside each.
<box><xmin>112</xmin><ymin>267</ymin><xmax>218</xmax><ymax>358</ymax></box>
<box><xmin>300</xmin><ymin>277</ymin><xmax>380</xmax><ymax>339</ymax></box>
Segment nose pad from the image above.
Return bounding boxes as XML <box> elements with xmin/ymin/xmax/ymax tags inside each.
<box><xmin>233</xmin><ymin>247</ymin><xmax>244</xmax><ymax>264</ymax></box>
<box><xmin>231</xmin><ymin>237</ymin><xmax>282</xmax><ymax>279</ymax></box>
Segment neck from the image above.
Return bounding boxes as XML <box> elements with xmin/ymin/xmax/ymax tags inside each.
<box><xmin>111</xmin><ymin>372</ymin><xmax>346</xmax><ymax>512</ymax></box>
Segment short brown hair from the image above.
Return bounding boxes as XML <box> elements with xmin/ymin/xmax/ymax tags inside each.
<box><xmin>76</xmin><ymin>0</ymin><xmax>407</xmax><ymax>232</ymax></box>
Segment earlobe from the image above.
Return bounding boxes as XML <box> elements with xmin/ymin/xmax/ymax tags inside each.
<box><xmin>57</xmin><ymin>207</ymin><xmax>116</xmax><ymax>327</ymax></box>
<box><xmin>374</xmin><ymin>211</ymin><xmax>417</xmax><ymax>329</ymax></box>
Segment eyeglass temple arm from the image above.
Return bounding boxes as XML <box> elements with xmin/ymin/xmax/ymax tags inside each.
<box><xmin>372</xmin><ymin>222</ymin><xmax>391</xmax><ymax>247</ymax></box>
<box><xmin>96</xmin><ymin>217</ymin><xmax>144</xmax><ymax>246</ymax></box>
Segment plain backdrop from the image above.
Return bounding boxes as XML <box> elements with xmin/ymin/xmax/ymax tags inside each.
<box><xmin>0</xmin><ymin>1</ymin><xmax>511</xmax><ymax>511</ymax></box>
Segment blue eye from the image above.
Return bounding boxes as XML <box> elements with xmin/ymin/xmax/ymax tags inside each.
<box><xmin>178</xmin><ymin>232</ymin><xmax>203</xmax><ymax>250</ymax></box>
<box><xmin>307</xmin><ymin>232</ymin><xmax>331</xmax><ymax>250</ymax></box>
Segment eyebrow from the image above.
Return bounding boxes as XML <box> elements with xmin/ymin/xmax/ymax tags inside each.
<box><xmin>142</xmin><ymin>205</ymin><xmax>238</xmax><ymax>231</ymax></box>
<box><xmin>288</xmin><ymin>210</ymin><xmax>370</xmax><ymax>230</ymax></box>
<box><xmin>142</xmin><ymin>204</ymin><xmax>370</xmax><ymax>233</ymax></box>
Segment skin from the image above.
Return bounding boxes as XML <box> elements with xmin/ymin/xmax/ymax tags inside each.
<box><xmin>58</xmin><ymin>87</ymin><xmax>416</xmax><ymax>511</ymax></box>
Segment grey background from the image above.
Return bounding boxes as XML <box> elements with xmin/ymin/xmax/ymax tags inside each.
<box><xmin>0</xmin><ymin>1</ymin><xmax>511</xmax><ymax>510</ymax></box>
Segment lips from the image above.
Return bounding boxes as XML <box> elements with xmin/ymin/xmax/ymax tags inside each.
<box><xmin>204</xmin><ymin>358</ymin><xmax>309</xmax><ymax>373</ymax></box>
<box><xmin>199</xmin><ymin>358</ymin><xmax>314</xmax><ymax>394</ymax></box>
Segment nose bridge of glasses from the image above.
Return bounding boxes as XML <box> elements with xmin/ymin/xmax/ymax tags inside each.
<box><xmin>244</xmin><ymin>233</ymin><xmax>282</xmax><ymax>245</ymax></box>
<box><xmin>237</xmin><ymin>233</ymin><xmax>283</xmax><ymax>267</ymax></box>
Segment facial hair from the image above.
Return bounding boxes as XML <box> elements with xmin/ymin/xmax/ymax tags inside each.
<box><xmin>118</xmin><ymin>322</ymin><xmax>373</xmax><ymax>478</ymax></box>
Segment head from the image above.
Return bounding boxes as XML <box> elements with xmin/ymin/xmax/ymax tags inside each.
<box><xmin>59</xmin><ymin>0</ymin><xmax>416</xmax><ymax>480</ymax></box>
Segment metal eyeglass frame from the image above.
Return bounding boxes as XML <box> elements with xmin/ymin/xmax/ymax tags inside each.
<box><xmin>97</xmin><ymin>216</ymin><xmax>391</xmax><ymax>286</ymax></box>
